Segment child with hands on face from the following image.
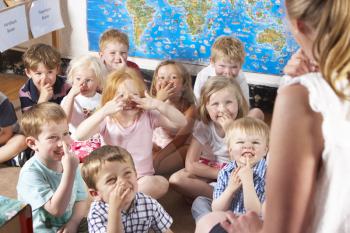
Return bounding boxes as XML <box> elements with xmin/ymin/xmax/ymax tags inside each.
<box><xmin>194</xmin><ymin>117</ymin><xmax>268</xmax><ymax>233</ymax></box>
<box><xmin>16</xmin><ymin>102</ymin><xmax>88</xmax><ymax>233</ymax></box>
<box><xmin>150</xmin><ymin>60</ymin><xmax>196</xmax><ymax>174</ymax></box>
<box><xmin>82</xmin><ymin>145</ymin><xmax>174</xmax><ymax>233</ymax></box>
<box><xmin>60</xmin><ymin>55</ymin><xmax>107</xmax><ymax>161</ymax></box>
<box><xmin>19</xmin><ymin>43</ymin><xmax>71</xmax><ymax>112</ymax></box>
<box><xmin>169</xmin><ymin>76</ymin><xmax>249</xmax><ymax>201</ymax></box>
<box><xmin>75</xmin><ymin>68</ymin><xmax>187</xmax><ymax>199</ymax></box>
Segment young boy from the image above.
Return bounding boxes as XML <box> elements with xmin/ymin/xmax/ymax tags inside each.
<box><xmin>0</xmin><ymin>91</ymin><xmax>27</xmax><ymax>165</ymax></box>
<box><xmin>19</xmin><ymin>43</ymin><xmax>71</xmax><ymax>112</ymax></box>
<box><xmin>99</xmin><ymin>28</ymin><xmax>141</xmax><ymax>74</ymax></box>
<box><xmin>192</xmin><ymin>117</ymin><xmax>268</xmax><ymax>223</ymax></box>
<box><xmin>81</xmin><ymin>145</ymin><xmax>173</xmax><ymax>233</ymax></box>
<box><xmin>17</xmin><ymin>102</ymin><xmax>88</xmax><ymax>233</ymax></box>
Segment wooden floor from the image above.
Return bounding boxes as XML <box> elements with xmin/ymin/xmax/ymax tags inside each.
<box><xmin>0</xmin><ymin>73</ymin><xmax>27</xmax><ymax>113</ymax></box>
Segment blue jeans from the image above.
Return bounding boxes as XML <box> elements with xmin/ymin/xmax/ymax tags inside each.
<box><xmin>191</xmin><ymin>196</ymin><xmax>212</xmax><ymax>222</ymax></box>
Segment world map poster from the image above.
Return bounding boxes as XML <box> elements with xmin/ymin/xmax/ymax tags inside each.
<box><xmin>87</xmin><ymin>0</ymin><xmax>299</xmax><ymax>75</ymax></box>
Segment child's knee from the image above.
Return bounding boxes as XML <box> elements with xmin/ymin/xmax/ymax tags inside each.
<box><xmin>169</xmin><ymin>169</ymin><xmax>184</xmax><ymax>186</ymax></box>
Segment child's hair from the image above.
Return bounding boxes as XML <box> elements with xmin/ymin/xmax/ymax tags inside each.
<box><xmin>150</xmin><ymin>60</ymin><xmax>196</xmax><ymax>105</ymax></box>
<box><xmin>211</xmin><ymin>36</ymin><xmax>245</xmax><ymax>65</ymax></box>
<box><xmin>99</xmin><ymin>28</ymin><xmax>129</xmax><ymax>51</ymax></box>
<box><xmin>66</xmin><ymin>54</ymin><xmax>107</xmax><ymax>89</ymax></box>
<box><xmin>20</xmin><ymin>102</ymin><xmax>67</xmax><ymax>138</ymax></box>
<box><xmin>198</xmin><ymin>76</ymin><xmax>248</xmax><ymax>124</ymax></box>
<box><xmin>81</xmin><ymin>145</ymin><xmax>136</xmax><ymax>190</ymax></box>
<box><xmin>101</xmin><ymin>67</ymin><xmax>146</xmax><ymax>106</ymax></box>
<box><xmin>286</xmin><ymin>0</ymin><xmax>350</xmax><ymax>99</ymax></box>
<box><xmin>22</xmin><ymin>43</ymin><xmax>61</xmax><ymax>70</ymax></box>
<box><xmin>224</xmin><ymin>117</ymin><xmax>270</xmax><ymax>148</ymax></box>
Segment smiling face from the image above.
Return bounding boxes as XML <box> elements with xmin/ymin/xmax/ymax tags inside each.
<box><xmin>206</xmin><ymin>87</ymin><xmax>239</xmax><ymax>124</ymax></box>
<box><xmin>27</xmin><ymin>120</ymin><xmax>72</xmax><ymax>164</ymax></box>
<box><xmin>26</xmin><ymin>62</ymin><xmax>58</xmax><ymax>91</ymax></box>
<box><xmin>212</xmin><ymin>58</ymin><xmax>241</xmax><ymax>79</ymax></box>
<box><xmin>100</xmin><ymin>42</ymin><xmax>128</xmax><ymax>71</ymax></box>
<box><xmin>93</xmin><ymin>161</ymin><xmax>137</xmax><ymax>205</ymax></box>
<box><xmin>229</xmin><ymin>129</ymin><xmax>268</xmax><ymax>167</ymax></box>
<box><xmin>156</xmin><ymin>64</ymin><xmax>184</xmax><ymax>97</ymax></box>
<box><xmin>72</xmin><ymin>68</ymin><xmax>100</xmax><ymax>97</ymax></box>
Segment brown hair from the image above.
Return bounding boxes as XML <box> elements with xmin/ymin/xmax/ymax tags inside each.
<box><xmin>198</xmin><ymin>76</ymin><xmax>248</xmax><ymax>124</ymax></box>
<box><xmin>150</xmin><ymin>60</ymin><xmax>196</xmax><ymax>106</ymax></box>
<box><xmin>22</xmin><ymin>43</ymin><xmax>61</xmax><ymax>70</ymax></box>
<box><xmin>81</xmin><ymin>145</ymin><xmax>136</xmax><ymax>190</ymax></box>
<box><xmin>286</xmin><ymin>0</ymin><xmax>350</xmax><ymax>99</ymax></box>
<box><xmin>20</xmin><ymin>102</ymin><xmax>67</xmax><ymax>138</ymax></box>
<box><xmin>99</xmin><ymin>29</ymin><xmax>129</xmax><ymax>51</ymax></box>
<box><xmin>211</xmin><ymin>36</ymin><xmax>245</xmax><ymax>65</ymax></box>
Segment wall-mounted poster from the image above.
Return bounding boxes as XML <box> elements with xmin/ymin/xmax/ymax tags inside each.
<box><xmin>87</xmin><ymin>0</ymin><xmax>299</xmax><ymax>75</ymax></box>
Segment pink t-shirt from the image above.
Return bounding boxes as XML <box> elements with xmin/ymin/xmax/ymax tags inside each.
<box><xmin>99</xmin><ymin>110</ymin><xmax>160</xmax><ymax>177</ymax></box>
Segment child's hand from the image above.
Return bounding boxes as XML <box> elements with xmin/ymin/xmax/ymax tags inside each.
<box><xmin>102</xmin><ymin>94</ymin><xmax>124</xmax><ymax>116</ymax></box>
<box><xmin>109</xmin><ymin>180</ymin><xmax>131</xmax><ymax>211</ymax></box>
<box><xmin>61</xmin><ymin>141</ymin><xmax>79</xmax><ymax>173</ymax></box>
<box><xmin>227</xmin><ymin>167</ymin><xmax>242</xmax><ymax>192</ymax></box>
<box><xmin>156</xmin><ymin>82</ymin><xmax>176</xmax><ymax>101</ymax></box>
<box><xmin>131</xmin><ymin>92</ymin><xmax>159</xmax><ymax>110</ymax></box>
<box><xmin>38</xmin><ymin>79</ymin><xmax>53</xmax><ymax>102</ymax></box>
<box><xmin>217</xmin><ymin>111</ymin><xmax>234</xmax><ymax>130</ymax></box>
<box><xmin>67</xmin><ymin>81</ymin><xmax>81</xmax><ymax>98</ymax></box>
<box><xmin>237</xmin><ymin>158</ymin><xmax>254</xmax><ymax>185</ymax></box>
<box><xmin>283</xmin><ymin>49</ymin><xmax>318</xmax><ymax>77</ymax></box>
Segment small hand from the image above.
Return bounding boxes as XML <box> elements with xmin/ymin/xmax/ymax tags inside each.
<box><xmin>217</xmin><ymin>111</ymin><xmax>234</xmax><ymax>130</ymax></box>
<box><xmin>228</xmin><ymin>167</ymin><xmax>242</xmax><ymax>192</ymax></box>
<box><xmin>237</xmin><ymin>158</ymin><xmax>253</xmax><ymax>185</ymax></box>
<box><xmin>156</xmin><ymin>82</ymin><xmax>176</xmax><ymax>101</ymax></box>
<box><xmin>109</xmin><ymin>181</ymin><xmax>131</xmax><ymax>211</ymax></box>
<box><xmin>283</xmin><ymin>49</ymin><xmax>318</xmax><ymax>77</ymax></box>
<box><xmin>103</xmin><ymin>94</ymin><xmax>124</xmax><ymax>116</ymax></box>
<box><xmin>113</xmin><ymin>55</ymin><xmax>127</xmax><ymax>71</ymax></box>
<box><xmin>220</xmin><ymin>211</ymin><xmax>262</xmax><ymax>233</ymax></box>
<box><xmin>38</xmin><ymin>79</ymin><xmax>53</xmax><ymax>102</ymax></box>
<box><xmin>61</xmin><ymin>141</ymin><xmax>79</xmax><ymax>173</ymax></box>
<box><xmin>131</xmin><ymin>91</ymin><xmax>159</xmax><ymax>110</ymax></box>
<box><xmin>68</xmin><ymin>81</ymin><xmax>81</xmax><ymax>98</ymax></box>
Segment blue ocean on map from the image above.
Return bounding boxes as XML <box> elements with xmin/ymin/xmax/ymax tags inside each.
<box><xmin>87</xmin><ymin>0</ymin><xmax>299</xmax><ymax>75</ymax></box>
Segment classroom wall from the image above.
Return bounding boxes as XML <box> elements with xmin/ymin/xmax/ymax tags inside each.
<box><xmin>18</xmin><ymin>0</ymin><xmax>281</xmax><ymax>87</ymax></box>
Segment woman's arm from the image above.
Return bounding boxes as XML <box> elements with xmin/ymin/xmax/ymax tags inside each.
<box><xmin>185</xmin><ymin>137</ymin><xmax>219</xmax><ymax>179</ymax></box>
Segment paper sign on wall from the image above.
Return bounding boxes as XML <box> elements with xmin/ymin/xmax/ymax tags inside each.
<box><xmin>0</xmin><ymin>4</ymin><xmax>29</xmax><ymax>52</ymax></box>
<box><xmin>29</xmin><ymin>0</ymin><xmax>64</xmax><ymax>38</ymax></box>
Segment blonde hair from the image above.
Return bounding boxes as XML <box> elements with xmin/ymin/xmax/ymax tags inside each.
<box><xmin>66</xmin><ymin>54</ymin><xmax>107</xmax><ymax>89</ymax></box>
<box><xmin>150</xmin><ymin>60</ymin><xmax>195</xmax><ymax>106</ymax></box>
<box><xmin>20</xmin><ymin>102</ymin><xmax>67</xmax><ymax>138</ymax></box>
<box><xmin>224</xmin><ymin>117</ymin><xmax>270</xmax><ymax>148</ymax></box>
<box><xmin>81</xmin><ymin>145</ymin><xmax>136</xmax><ymax>190</ymax></box>
<box><xmin>286</xmin><ymin>0</ymin><xmax>350</xmax><ymax>99</ymax></box>
<box><xmin>23</xmin><ymin>43</ymin><xmax>61</xmax><ymax>70</ymax></box>
<box><xmin>99</xmin><ymin>28</ymin><xmax>129</xmax><ymax>51</ymax></box>
<box><xmin>198</xmin><ymin>76</ymin><xmax>249</xmax><ymax>124</ymax></box>
<box><xmin>211</xmin><ymin>36</ymin><xmax>245</xmax><ymax>65</ymax></box>
<box><xmin>101</xmin><ymin>67</ymin><xmax>146</xmax><ymax>106</ymax></box>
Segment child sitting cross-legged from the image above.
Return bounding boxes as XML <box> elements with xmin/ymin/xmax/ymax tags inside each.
<box><xmin>194</xmin><ymin>117</ymin><xmax>269</xmax><ymax>232</ymax></box>
<box><xmin>81</xmin><ymin>145</ymin><xmax>174</xmax><ymax>233</ymax></box>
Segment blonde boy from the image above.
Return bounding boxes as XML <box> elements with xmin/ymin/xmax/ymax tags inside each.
<box><xmin>19</xmin><ymin>43</ymin><xmax>71</xmax><ymax>112</ymax></box>
<box><xmin>194</xmin><ymin>36</ymin><xmax>249</xmax><ymax>103</ymax></box>
<box><xmin>17</xmin><ymin>102</ymin><xmax>88</xmax><ymax>233</ymax></box>
<box><xmin>99</xmin><ymin>29</ymin><xmax>141</xmax><ymax>74</ymax></box>
<box><xmin>81</xmin><ymin>145</ymin><xmax>173</xmax><ymax>233</ymax></box>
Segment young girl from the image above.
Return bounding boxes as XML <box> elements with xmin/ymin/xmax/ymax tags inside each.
<box><xmin>169</xmin><ymin>76</ymin><xmax>248</xmax><ymax>199</ymax></box>
<box><xmin>60</xmin><ymin>54</ymin><xmax>106</xmax><ymax>161</ymax></box>
<box><xmin>75</xmin><ymin>67</ymin><xmax>187</xmax><ymax>199</ymax></box>
<box><xmin>150</xmin><ymin>60</ymin><xmax>196</xmax><ymax>174</ymax></box>
<box><xmin>196</xmin><ymin>0</ymin><xmax>350</xmax><ymax>232</ymax></box>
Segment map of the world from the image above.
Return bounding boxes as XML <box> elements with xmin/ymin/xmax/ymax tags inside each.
<box><xmin>87</xmin><ymin>0</ymin><xmax>299</xmax><ymax>75</ymax></box>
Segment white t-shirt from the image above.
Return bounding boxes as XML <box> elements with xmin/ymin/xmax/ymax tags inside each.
<box><xmin>193</xmin><ymin>64</ymin><xmax>250</xmax><ymax>106</ymax></box>
<box><xmin>285</xmin><ymin>73</ymin><xmax>350</xmax><ymax>233</ymax></box>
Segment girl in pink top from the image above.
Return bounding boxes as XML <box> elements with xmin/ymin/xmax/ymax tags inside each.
<box><xmin>75</xmin><ymin>67</ymin><xmax>187</xmax><ymax>199</ymax></box>
<box><xmin>150</xmin><ymin>60</ymin><xmax>196</xmax><ymax>174</ymax></box>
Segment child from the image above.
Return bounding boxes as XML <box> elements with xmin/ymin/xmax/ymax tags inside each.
<box><xmin>169</xmin><ymin>76</ymin><xmax>248</xmax><ymax>199</ymax></box>
<box><xmin>99</xmin><ymin>28</ymin><xmax>141</xmax><ymax>75</ymax></box>
<box><xmin>81</xmin><ymin>145</ymin><xmax>174</xmax><ymax>233</ymax></box>
<box><xmin>75</xmin><ymin>67</ymin><xmax>187</xmax><ymax>199</ymax></box>
<box><xmin>17</xmin><ymin>102</ymin><xmax>88</xmax><ymax>232</ymax></box>
<box><xmin>150</xmin><ymin>60</ymin><xmax>196</xmax><ymax>174</ymax></box>
<box><xmin>0</xmin><ymin>91</ymin><xmax>27</xmax><ymax>165</ymax></box>
<box><xmin>196</xmin><ymin>0</ymin><xmax>350</xmax><ymax>232</ymax></box>
<box><xmin>194</xmin><ymin>117</ymin><xmax>268</xmax><ymax>231</ymax></box>
<box><xmin>60</xmin><ymin>54</ymin><xmax>106</xmax><ymax>161</ymax></box>
<box><xmin>194</xmin><ymin>36</ymin><xmax>263</xmax><ymax>119</ymax></box>
<box><xmin>19</xmin><ymin>43</ymin><xmax>71</xmax><ymax>112</ymax></box>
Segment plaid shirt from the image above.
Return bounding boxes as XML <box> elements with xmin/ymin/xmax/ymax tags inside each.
<box><xmin>88</xmin><ymin>192</ymin><xmax>172</xmax><ymax>233</ymax></box>
<box><xmin>213</xmin><ymin>159</ymin><xmax>267</xmax><ymax>214</ymax></box>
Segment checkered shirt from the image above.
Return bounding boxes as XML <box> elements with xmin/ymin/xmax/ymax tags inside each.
<box><xmin>87</xmin><ymin>192</ymin><xmax>173</xmax><ymax>233</ymax></box>
<box><xmin>213</xmin><ymin>159</ymin><xmax>267</xmax><ymax>214</ymax></box>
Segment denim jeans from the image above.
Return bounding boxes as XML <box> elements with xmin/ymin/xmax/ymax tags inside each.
<box><xmin>191</xmin><ymin>196</ymin><xmax>213</xmax><ymax>222</ymax></box>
